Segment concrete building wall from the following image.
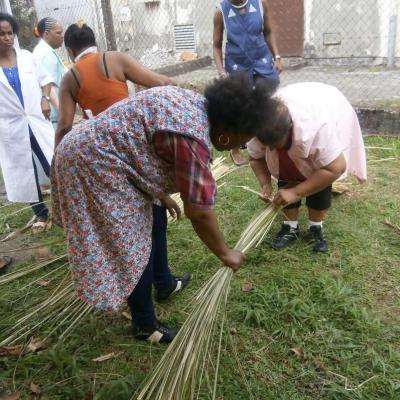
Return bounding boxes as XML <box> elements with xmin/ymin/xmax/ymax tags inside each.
<box><xmin>304</xmin><ymin>0</ymin><xmax>400</xmax><ymax>62</ymax></box>
<box><xmin>110</xmin><ymin>0</ymin><xmax>175</xmax><ymax>55</ymax></box>
<box><xmin>110</xmin><ymin>0</ymin><xmax>215</xmax><ymax>58</ymax></box>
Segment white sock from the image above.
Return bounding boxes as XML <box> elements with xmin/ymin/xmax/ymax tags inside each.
<box><xmin>284</xmin><ymin>220</ymin><xmax>298</xmax><ymax>230</ymax></box>
<box><xmin>308</xmin><ymin>220</ymin><xmax>323</xmax><ymax>229</ymax></box>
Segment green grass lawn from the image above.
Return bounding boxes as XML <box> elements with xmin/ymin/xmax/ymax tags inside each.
<box><xmin>0</xmin><ymin>136</ymin><xmax>399</xmax><ymax>399</ymax></box>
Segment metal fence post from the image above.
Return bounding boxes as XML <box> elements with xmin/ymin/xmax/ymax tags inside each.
<box><xmin>387</xmin><ymin>15</ymin><xmax>398</xmax><ymax>68</ymax></box>
<box><xmin>101</xmin><ymin>0</ymin><xmax>117</xmax><ymax>51</ymax></box>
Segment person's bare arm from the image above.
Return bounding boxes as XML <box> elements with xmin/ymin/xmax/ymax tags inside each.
<box><xmin>249</xmin><ymin>156</ymin><xmax>273</xmax><ymax>201</ymax></box>
<box><xmin>184</xmin><ymin>204</ymin><xmax>245</xmax><ymax>270</ymax></box>
<box><xmin>212</xmin><ymin>9</ymin><xmax>226</xmax><ymax>77</ymax></box>
<box><xmin>262</xmin><ymin>0</ymin><xmax>282</xmax><ymax>73</ymax></box>
<box><xmin>120</xmin><ymin>53</ymin><xmax>176</xmax><ymax>87</ymax></box>
<box><xmin>49</xmin><ymin>86</ymin><xmax>59</xmax><ymax>112</ymax></box>
<box><xmin>54</xmin><ymin>72</ymin><xmax>78</xmax><ymax>148</ymax></box>
<box><xmin>40</xmin><ymin>83</ymin><xmax>52</xmax><ymax>120</ymax></box>
<box><xmin>274</xmin><ymin>153</ymin><xmax>347</xmax><ymax>206</ymax></box>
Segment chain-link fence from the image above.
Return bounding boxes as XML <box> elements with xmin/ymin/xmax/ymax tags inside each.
<box><xmin>6</xmin><ymin>0</ymin><xmax>400</xmax><ymax>107</ymax></box>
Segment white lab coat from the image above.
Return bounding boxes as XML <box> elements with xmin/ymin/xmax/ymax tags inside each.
<box><xmin>0</xmin><ymin>48</ymin><xmax>54</xmax><ymax>203</ymax></box>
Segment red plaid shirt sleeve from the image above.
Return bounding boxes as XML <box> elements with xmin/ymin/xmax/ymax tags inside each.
<box><xmin>153</xmin><ymin>132</ymin><xmax>216</xmax><ymax>208</ymax></box>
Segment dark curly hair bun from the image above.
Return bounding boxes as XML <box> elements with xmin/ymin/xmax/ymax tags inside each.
<box><xmin>64</xmin><ymin>23</ymin><xmax>96</xmax><ymax>52</ymax></box>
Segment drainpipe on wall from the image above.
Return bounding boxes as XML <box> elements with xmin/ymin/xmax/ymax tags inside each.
<box><xmin>387</xmin><ymin>15</ymin><xmax>398</xmax><ymax>67</ymax></box>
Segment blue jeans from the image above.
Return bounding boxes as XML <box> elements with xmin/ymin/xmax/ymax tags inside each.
<box><xmin>29</xmin><ymin>132</ymin><xmax>50</xmax><ymax>219</ymax></box>
<box><xmin>127</xmin><ymin>204</ymin><xmax>174</xmax><ymax>327</ymax></box>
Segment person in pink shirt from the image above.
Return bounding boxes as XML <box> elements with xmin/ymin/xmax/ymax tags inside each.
<box><xmin>248</xmin><ymin>82</ymin><xmax>367</xmax><ymax>252</ymax></box>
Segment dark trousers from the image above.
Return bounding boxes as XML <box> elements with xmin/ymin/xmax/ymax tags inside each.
<box><xmin>127</xmin><ymin>204</ymin><xmax>174</xmax><ymax>327</ymax></box>
<box><xmin>278</xmin><ymin>179</ymin><xmax>332</xmax><ymax>211</ymax></box>
<box><xmin>29</xmin><ymin>132</ymin><xmax>50</xmax><ymax>218</ymax></box>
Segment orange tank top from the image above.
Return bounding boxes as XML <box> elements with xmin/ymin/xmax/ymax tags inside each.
<box><xmin>73</xmin><ymin>53</ymin><xmax>129</xmax><ymax>118</ymax></box>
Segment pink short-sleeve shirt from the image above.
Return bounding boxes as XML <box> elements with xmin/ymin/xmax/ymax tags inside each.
<box><xmin>247</xmin><ymin>82</ymin><xmax>367</xmax><ymax>183</ymax></box>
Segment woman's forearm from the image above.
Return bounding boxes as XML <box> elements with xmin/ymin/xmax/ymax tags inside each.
<box><xmin>250</xmin><ymin>157</ymin><xmax>272</xmax><ymax>187</ymax></box>
<box><xmin>293</xmin><ymin>154</ymin><xmax>347</xmax><ymax>197</ymax></box>
<box><xmin>54</xmin><ymin>126</ymin><xmax>72</xmax><ymax>149</ymax></box>
<box><xmin>41</xmin><ymin>83</ymin><xmax>52</xmax><ymax>97</ymax></box>
<box><xmin>294</xmin><ymin>170</ymin><xmax>338</xmax><ymax>198</ymax></box>
<box><xmin>213</xmin><ymin>47</ymin><xmax>225</xmax><ymax>75</ymax></box>
<box><xmin>184</xmin><ymin>204</ymin><xmax>229</xmax><ymax>259</ymax></box>
<box><xmin>265</xmin><ymin>32</ymin><xmax>280</xmax><ymax>58</ymax></box>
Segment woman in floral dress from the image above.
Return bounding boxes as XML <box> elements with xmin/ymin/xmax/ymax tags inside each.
<box><xmin>51</xmin><ymin>74</ymin><xmax>273</xmax><ymax>343</ymax></box>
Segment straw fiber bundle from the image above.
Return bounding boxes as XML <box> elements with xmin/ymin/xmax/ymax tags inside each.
<box><xmin>136</xmin><ymin>204</ymin><xmax>279</xmax><ymax>400</ymax></box>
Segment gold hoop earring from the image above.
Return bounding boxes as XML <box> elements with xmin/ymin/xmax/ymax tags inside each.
<box><xmin>218</xmin><ymin>135</ymin><xmax>230</xmax><ymax>146</ymax></box>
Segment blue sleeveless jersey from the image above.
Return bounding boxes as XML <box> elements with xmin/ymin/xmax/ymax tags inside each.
<box><xmin>219</xmin><ymin>0</ymin><xmax>279</xmax><ymax>81</ymax></box>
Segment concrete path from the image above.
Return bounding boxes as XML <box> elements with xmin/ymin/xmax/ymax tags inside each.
<box><xmin>176</xmin><ymin>65</ymin><xmax>400</xmax><ymax>106</ymax></box>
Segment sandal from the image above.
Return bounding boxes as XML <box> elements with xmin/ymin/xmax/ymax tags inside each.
<box><xmin>0</xmin><ymin>256</ymin><xmax>13</xmax><ymax>275</ymax></box>
<box><xmin>229</xmin><ymin>149</ymin><xmax>249</xmax><ymax>167</ymax></box>
<box><xmin>32</xmin><ymin>217</ymin><xmax>51</xmax><ymax>234</ymax></box>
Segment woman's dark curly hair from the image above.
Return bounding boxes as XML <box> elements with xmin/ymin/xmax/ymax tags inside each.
<box><xmin>64</xmin><ymin>23</ymin><xmax>96</xmax><ymax>52</ymax></box>
<box><xmin>204</xmin><ymin>73</ymin><xmax>278</xmax><ymax>137</ymax></box>
<box><xmin>0</xmin><ymin>13</ymin><xmax>19</xmax><ymax>35</ymax></box>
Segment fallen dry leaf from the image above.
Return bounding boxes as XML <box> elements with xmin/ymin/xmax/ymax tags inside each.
<box><xmin>30</xmin><ymin>383</ymin><xmax>40</xmax><ymax>394</ymax></box>
<box><xmin>36</xmin><ymin>279</ymin><xmax>50</xmax><ymax>287</ymax></box>
<box><xmin>34</xmin><ymin>246</ymin><xmax>52</xmax><ymax>261</ymax></box>
<box><xmin>0</xmin><ymin>337</ymin><xmax>48</xmax><ymax>358</ymax></box>
<box><xmin>0</xmin><ymin>345</ymin><xmax>22</xmax><ymax>357</ymax></box>
<box><xmin>92</xmin><ymin>352</ymin><xmax>123</xmax><ymax>363</ymax></box>
<box><xmin>241</xmin><ymin>281</ymin><xmax>256</xmax><ymax>292</ymax></box>
<box><xmin>0</xmin><ymin>392</ymin><xmax>21</xmax><ymax>400</ymax></box>
<box><xmin>290</xmin><ymin>347</ymin><xmax>305</xmax><ymax>358</ymax></box>
<box><xmin>29</xmin><ymin>382</ymin><xmax>40</xmax><ymax>399</ymax></box>
<box><xmin>332</xmin><ymin>181</ymin><xmax>352</xmax><ymax>195</ymax></box>
<box><xmin>26</xmin><ymin>337</ymin><xmax>48</xmax><ymax>353</ymax></box>
<box><xmin>121</xmin><ymin>311</ymin><xmax>132</xmax><ymax>321</ymax></box>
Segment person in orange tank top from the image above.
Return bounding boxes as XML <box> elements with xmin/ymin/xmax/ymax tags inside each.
<box><xmin>55</xmin><ymin>22</ymin><xmax>176</xmax><ymax>148</ymax></box>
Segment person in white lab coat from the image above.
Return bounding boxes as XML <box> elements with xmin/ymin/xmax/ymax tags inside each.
<box><xmin>0</xmin><ymin>13</ymin><xmax>54</xmax><ymax>232</ymax></box>
<box><xmin>32</xmin><ymin>17</ymin><xmax>67</xmax><ymax>128</ymax></box>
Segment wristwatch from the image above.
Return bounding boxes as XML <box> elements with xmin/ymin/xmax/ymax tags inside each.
<box><xmin>274</xmin><ymin>55</ymin><xmax>281</xmax><ymax>60</ymax></box>
<box><xmin>41</xmin><ymin>95</ymin><xmax>51</xmax><ymax>101</ymax></box>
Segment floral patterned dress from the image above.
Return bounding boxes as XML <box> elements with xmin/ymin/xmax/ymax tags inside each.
<box><xmin>51</xmin><ymin>86</ymin><xmax>211</xmax><ymax>312</ymax></box>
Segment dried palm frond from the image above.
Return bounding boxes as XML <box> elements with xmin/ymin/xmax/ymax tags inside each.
<box><xmin>0</xmin><ymin>254</ymin><xmax>67</xmax><ymax>286</ymax></box>
<box><xmin>0</xmin><ymin>215</ymin><xmax>36</xmax><ymax>242</ymax></box>
<box><xmin>384</xmin><ymin>219</ymin><xmax>400</xmax><ymax>236</ymax></box>
<box><xmin>0</xmin><ymin>270</ymin><xmax>93</xmax><ymax>346</ymax></box>
<box><xmin>136</xmin><ymin>204</ymin><xmax>279</xmax><ymax>400</ymax></box>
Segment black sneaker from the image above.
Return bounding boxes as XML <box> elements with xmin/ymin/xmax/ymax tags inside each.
<box><xmin>132</xmin><ymin>319</ymin><xmax>177</xmax><ymax>343</ymax></box>
<box><xmin>308</xmin><ymin>225</ymin><xmax>328</xmax><ymax>253</ymax></box>
<box><xmin>155</xmin><ymin>273</ymin><xmax>191</xmax><ymax>302</ymax></box>
<box><xmin>271</xmin><ymin>223</ymin><xmax>299</xmax><ymax>249</ymax></box>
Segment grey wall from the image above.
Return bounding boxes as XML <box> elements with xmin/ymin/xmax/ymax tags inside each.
<box><xmin>304</xmin><ymin>0</ymin><xmax>399</xmax><ymax>62</ymax></box>
<box><xmin>110</xmin><ymin>0</ymin><xmax>215</xmax><ymax>59</ymax></box>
